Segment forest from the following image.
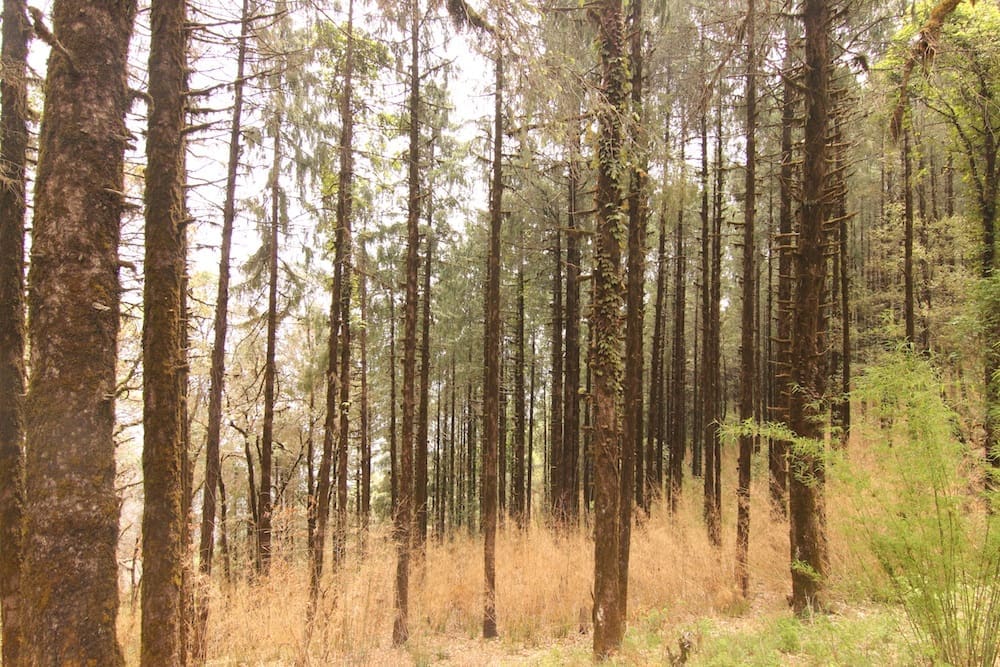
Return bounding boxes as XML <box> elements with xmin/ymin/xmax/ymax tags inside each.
<box><xmin>1</xmin><ymin>0</ymin><xmax>999</xmax><ymax>664</ymax></box>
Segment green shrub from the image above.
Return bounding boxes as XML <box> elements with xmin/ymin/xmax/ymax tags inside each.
<box><xmin>849</xmin><ymin>350</ymin><xmax>1000</xmax><ymax>666</ymax></box>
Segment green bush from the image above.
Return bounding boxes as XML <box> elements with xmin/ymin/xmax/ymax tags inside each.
<box><xmin>849</xmin><ymin>350</ymin><xmax>1000</xmax><ymax>666</ymax></box>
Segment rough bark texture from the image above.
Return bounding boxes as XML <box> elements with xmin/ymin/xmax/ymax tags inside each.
<box><xmin>196</xmin><ymin>0</ymin><xmax>249</xmax><ymax>655</ymax></box>
<box><xmin>620</xmin><ymin>0</ymin><xmax>645</xmax><ymax>613</ymax></box>
<box><xmin>482</xmin><ymin>51</ymin><xmax>503</xmax><ymax>640</ymax></box>
<box><xmin>771</xmin><ymin>23</ymin><xmax>795</xmax><ymax>516</ymax></box>
<box><xmin>22</xmin><ymin>1</ymin><xmax>136</xmax><ymax>663</ymax></box>
<box><xmin>334</xmin><ymin>0</ymin><xmax>356</xmax><ymax>568</ymax></box>
<box><xmin>0</xmin><ymin>2</ymin><xmax>29</xmax><ymax>664</ymax></box>
<box><xmin>141</xmin><ymin>0</ymin><xmax>188</xmax><ymax>662</ymax></box>
<box><xmin>736</xmin><ymin>0</ymin><xmax>756</xmax><ymax>599</ymax></box>
<box><xmin>394</xmin><ymin>0</ymin><xmax>420</xmax><ymax>645</ymax></box>
<box><xmin>789</xmin><ymin>0</ymin><xmax>830</xmax><ymax>613</ymax></box>
<box><xmin>591</xmin><ymin>0</ymin><xmax>628</xmax><ymax>657</ymax></box>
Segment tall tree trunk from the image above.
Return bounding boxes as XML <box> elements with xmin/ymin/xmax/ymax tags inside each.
<box><xmin>359</xmin><ymin>235</ymin><xmax>371</xmax><ymax>535</ymax></box>
<box><xmin>333</xmin><ymin>0</ymin><xmax>357</xmax><ymax>571</ymax></box>
<box><xmin>736</xmin><ymin>0</ymin><xmax>757</xmax><ymax>599</ymax></box>
<box><xmin>903</xmin><ymin>125</ymin><xmax>916</xmax><ymax>345</ymax></box>
<box><xmin>142</xmin><ymin>0</ymin><xmax>188</xmax><ymax>662</ymax></box>
<box><xmin>697</xmin><ymin>96</ymin><xmax>710</xmax><ymax>489</ymax></box>
<box><xmin>771</xmin><ymin>22</ymin><xmax>796</xmax><ymax>516</ymax></box>
<box><xmin>709</xmin><ymin>107</ymin><xmax>724</xmax><ymax>545</ymax></box>
<box><xmin>196</xmin><ymin>0</ymin><xmax>250</xmax><ymax>656</ymax></box>
<box><xmin>549</xmin><ymin>224</ymin><xmax>564</xmax><ymax>520</ymax></box>
<box><xmin>591</xmin><ymin>0</ymin><xmax>628</xmax><ymax>657</ymax></box>
<box><xmin>669</xmin><ymin>136</ymin><xmax>688</xmax><ymax>512</ymax></box>
<box><xmin>416</xmin><ymin>231</ymin><xmax>433</xmax><ymax>549</ymax></box>
<box><xmin>528</xmin><ymin>335</ymin><xmax>536</xmax><ymax>522</ymax></box>
<box><xmin>620</xmin><ymin>0</ymin><xmax>645</xmax><ymax>617</ymax></box>
<box><xmin>394</xmin><ymin>0</ymin><xmax>420</xmax><ymax>645</ymax></box>
<box><xmin>390</xmin><ymin>294</ymin><xmax>399</xmax><ymax>513</ymax></box>
<box><xmin>647</xmin><ymin>200</ymin><xmax>667</xmax><ymax>509</ymax></box>
<box><xmin>0</xmin><ymin>2</ymin><xmax>29</xmax><ymax>663</ymax></box>
<box><xmin>512</xmin><ymin>238</ymin><xmax>527</xmax><ymax>526</ymax></box>
<box><xmin>22</xmin><ymin>0</ymin><xmax>137</xmax><ymax>662</ymax></box>
<box><xmin>562</xmin><ymin>132</ymin><xmax>582</xmax><ymax>521</ymax></box>
<box><xmin>258</xmin><ymin>109</ymin><xmax>282</xmax><ymax>575</ymax></box>
<box><xmin>789</xmin><ymin>0</ymin><xmax>831</xmax><ymax>613</ymax></box>
<box><xmin>482</xmin><ymin>49</ymin><xmax>504</xmax><ymax>640</ymax></box>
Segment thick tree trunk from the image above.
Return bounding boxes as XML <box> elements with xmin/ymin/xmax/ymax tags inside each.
<box><xmin>0</xmin><ymin>2</ymin><xmax>29</xmax><ymax>663</ymax></box>
<box><xmin>736</xmin><ymin>0</ymin><xmax>757</xmax><ymax>599</ymax></box>
<box><xmin>394</xmin><ymin>0</ymin><xmax>420</xmax><ymax>645</ymax></box>
<box><xmin>788</xmin><ymin>0</ymin><xmax>831</xmax><ymax>613</ymax></box>
<box><xmin>591</xmin><ymin>0</ymin><xmax>628</xmax><ymax>657</ymax></box>
<box><xmin>142</xmin><ymin>0</ymin><xmax>188</xmax><ymax>662</ymax></box>
<box><xmin>196</xmin><ymin>0</ymin><xmax>249</xmax><ymax>656</ymax></box>
<box><xmin>482</xmin><ymin>50</ymin><xmax>504</xmax><ymax>640</ymax></box>
<box><xmin>22</xmin><ymin>1</ymin><xmax>137</xmax><ymax>662</ymax></box>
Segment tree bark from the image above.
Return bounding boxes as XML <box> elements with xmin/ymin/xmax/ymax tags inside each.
<box><xmin>482</xmin><ymin>49</ymin><xmax>504</xmax><ymax>640</ymax></box>
<box><xmin>669</xmin><ymin>136</ymin><xmax>688</xmax><ymax>512</ymax></box>
<box><xmin>789</xmin><ymin>0</ymin><xmax>831</xmax><ymax>613</ymax></box>
<box><xmin>736</xmin><ymin>0</ymin><xmax>757</xmax><ymax>599</ymax></box>
<box><xmin>591</xmin><ymin>0</ymin><xmax>628</xmax><ymax>657</ymax></box>
<box><xmin>620</xmin><ymin>0</ymin><xmax>646</xmax><ymax>617</ymax></box>
<box><xmin>0</xmin><ymin>2</ymin><xmax>29</xmax><ymax>663</ymax></box>
<box><xmin>258</xmin><ymin>108</ymin><xmax>283</xmax><ymax>575</ymax></box>
<box><xmin>142</xmin><ymin>0</ymin><xmax>188</xmax><ymax>661</ymax></box>
<box><xmin>512</xmin><ymin>236</ymin><xmax>527</xmax><ymax>526</ymax></box>
<box><xmin>394</xmin><ymin>0</ymin><xmax>420</xmax><ymax>645</ymax></box>
<box><xmin>22</xmin><ymin>1</ymin><xmax>137</xmax><ymax>662</ymax></box>
<box><xmin>562</xmin><ymin>133</ymin><xmax>582</xmax><ymax>522</ymax></box>
<box><xmin>416</xmin><ymin>231</ymin><xmax>433</xmax><ymax>549</ymax></box>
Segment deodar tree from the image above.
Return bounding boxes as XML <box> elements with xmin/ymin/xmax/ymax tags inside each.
<box><xmin>21</xmin><ymin>1</ymin><xmax>136</xmax><ymax>662</ymax></box>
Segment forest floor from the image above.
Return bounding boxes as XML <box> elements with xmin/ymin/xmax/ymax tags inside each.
<box><xmin>118</xmin><ymin>464</ymin><xmax>923</xmax><ymax>666</ymax></box>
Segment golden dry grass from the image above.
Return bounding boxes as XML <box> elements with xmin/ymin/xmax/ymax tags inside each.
<box><xmin>118</xmin><ymin>466</ymin><xmax>832</xmax><ymax>665</ymax></box>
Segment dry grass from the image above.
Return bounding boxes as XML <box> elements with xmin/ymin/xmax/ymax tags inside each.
<box><xmin>117</xmin><ymin>472</ymin><xmax>818</xmax><ymax>665</ymax></box>
<box><xmin>117</xmin><ymin>438</ymin><xmax>900</xmax><ymax>665</ymax></box>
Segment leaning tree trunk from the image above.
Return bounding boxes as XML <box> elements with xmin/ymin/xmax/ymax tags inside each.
<box><xmin>590</xmin><ymin>0</ymin><xmax>628</xmax><ymax>657</ymax></box>
<box><xmin>788</xmin><ymin>0</ymin><xmax>831</xmax><ymax>613</ymax></box>
<box><xmin>21</xmin><ymin>1</ymin><xmax>137</xmax><ymax>663</ymax></box>
<box><xmin>0</xmin><ymin>2</ymin><xmax>29</xmax><ymax>664</ymax></box>
<box><xmin>141</xmin><ymin>0</ymin><xmax>188</xmax><ymax>662</ymax></box>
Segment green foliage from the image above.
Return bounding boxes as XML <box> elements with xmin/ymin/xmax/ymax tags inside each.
<box><xmin>845</xmin><ymin>350</ymin><xmax>1000</xmax><ymax>666</ymax></box>
<box><xmin>687</xmin><ymin>610</ymin><xmax>905</xmax><ymax>666</ymax></box>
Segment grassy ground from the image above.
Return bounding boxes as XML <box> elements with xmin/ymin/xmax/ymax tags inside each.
<box><xmin>117</xmin><ymin>462</ymin><xmax>922</xmax><ymax>665</ymax></box>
